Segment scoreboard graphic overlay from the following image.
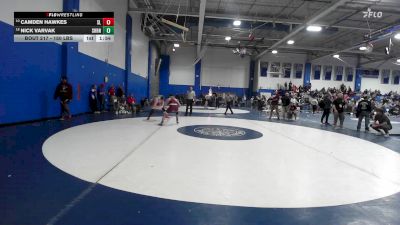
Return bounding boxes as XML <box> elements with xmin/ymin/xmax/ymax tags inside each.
<box><xmin>14</xmin><ymin>12</ymin><xmax>114</xmax><ymax>42</ymax></box>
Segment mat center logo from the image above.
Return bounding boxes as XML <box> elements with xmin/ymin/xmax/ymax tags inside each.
<box><xmin>194</xmin><ymin>127</ymin><xmax>246</xmax><ymax>137</ymax></box>
<box><xmin>177</xmin><ymin>125</ymin><xmax>263</xmax><ymax>140</ymax></box>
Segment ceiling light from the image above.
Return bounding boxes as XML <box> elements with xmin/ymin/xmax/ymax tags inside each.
<box><xmin>397</xmin><ymin>59</ymin><xmax>400</xmax><ymax>63</ymax></box>
<box><xmin>272</xmin><ymin>50</ymin><xmax>278</xmax><ymax>54</ymax></box>
<box><xmin>174</xmin><ymin>43</ymin><xmax>180</xmax><ymax>48</ymax></box>
<box><xmin>306</xmin><ymin>25</ymin><xmax>322</xmax><ymax>32</ymax></box>
<box><xmin>333</xmin><ymin>54</ymin><xmax>340</xmax><ymax>58</ymax></box>
<box><xmin>233</xmin><ymin>20</ymin><xmax>241</xmax><ymax>26</ymax></box>
<box><xmin>359</xmin><ymin>46</ymin><xmax>367</xmax><ymax>51</ymax></box>
<box><xmin>287</xmin><ymin>40</ymin><xmax>295</xmax><ymax>45</ymax></box>
<box><xmin>172</xmin><ymin>48</ymin><xmax>176</xmax><ymax>52</ymax></box>
<box><xmin>395</xmin><ymin>33</ymin><xmax>400</xmax><ymax>40</ymax></box>
<box><xmin>225</xmin><ymin>36</ymin><xmax>232</xmax><ymax>41</ymax></box>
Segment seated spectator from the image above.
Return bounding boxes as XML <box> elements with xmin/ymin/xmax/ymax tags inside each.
<box><xmin>108</xmin><ymin>84</ymin><xmax>115</xmax><ymax>96</ymax></box>
<box><xmin>389</xmin><ymin>100</ymin><xmax>400</xmax><ymax>116</ymax></box>
<box><xmin>126</xmin><ymin>94</ymin><xmax>137</xmax><ymax>115</ymax></box>
<box><xmin>310</xmin><ymin>97</ymin><xmax>318</xmax><ymax>114</ymax></box>
<box><xmin>116</xmin><ymin>94</ymin><xmax>128</xmax><ymax>115</ymax></box>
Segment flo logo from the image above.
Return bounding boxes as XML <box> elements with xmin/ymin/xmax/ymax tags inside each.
<box><xmin>363</xmin><ymin>8</ymin><xmax>383</xmax><ymax>19</ymax></box>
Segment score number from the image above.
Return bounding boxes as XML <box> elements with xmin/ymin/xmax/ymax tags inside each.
<box><xmin>103</xmin><ymin>26</ymin><xmax>114</xmax><ymax>34</ymax></box>
<box><xmin>102</xmin><ymin>18</ymin><xmax>114</xmax><ymax>26</ymax></box>
<box><xmin>102</xmin><ymin>18</ymin><xmax>114</xmax><ymax>34</ymax></box>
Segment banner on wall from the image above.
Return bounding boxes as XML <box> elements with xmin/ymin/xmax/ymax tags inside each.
<box><xmin>361</xmin><ymin>69</ymin><xmax>379</xmax><ymax>78</ymax></box>
<box><xmin>260</xmin><ymin>62</ymin><xmax>268</xmax><ymax>77</ymax></box>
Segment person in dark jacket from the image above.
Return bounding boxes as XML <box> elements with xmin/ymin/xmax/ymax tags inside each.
<box><xmin>54</xmin><ymin>76</ymin><xmax>73</xmax><ymax>120</ymax></box>
<box><xmin>97</xmin><ymin>83</ymin><xmax>106</xmax><ymax>112</ymax></box>
<box><xmin>224</xmin><ymin>93</ymin><xmax>234</xmax><ymax>115</ymax></box>
<box><xmin>89</xmin><ymin>84</ymin><xmax>98</xmax><ymax>113</ymax></box>
<box><xmin>216</xmin><ymin>94</ymin><xmax>222</xmax><ymax>109</ymax></box>
<box><xmin>356</xmin><ymin>95</ymin><xmax>372</xmax><ymax>131</ymax></box>
<box><xmin>332</xmin><ymin>93</ymin><xmax>346</xmax><ymax>129</ymax></box>
<box><xmin>116</xmin><ymin>85</ymin><xmax>124</xmax><ymax>99</ymax></box>
<box><xmin>320</xmin><ymin>94</ymin><xmax>332</xmax><ymax>124</ymax></box>
<box><xmin>281</xmin><ymin>92</ymin><xmax>291</xmax><ymax>120</ymax></box>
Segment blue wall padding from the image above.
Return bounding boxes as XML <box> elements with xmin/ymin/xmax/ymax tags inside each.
<box><xmin>248</xmin><ymin>60</ymin><xmax>255</xmax><ymax>97</ymax></box>
<box><xmin>0</xmin><ymin>21</ymin><xmax>62</xmax><ymax>124</ymax></box>
<box><xmin>194</xmin><ymin>60</ymin><xmax>201</xmax><ymax>94</ymax></box>
<box><xmin>159</xmin><ymin>55</ymin><xmax>171</xmax><ymax>96</ymax></box>
<box><xmin>0</xmin><ymin>21</ymin><xmax>148</xmax><ymax>124</ymax></box>
<box><xmin>355</xmin><ymin>69</ymin><xmax>362</xmax><ymax>92</ymax></box>
<box><xmin>125</xmin><ymin>14</ymin><xmax>132</xmax><ymax>94</ymax></box>
<box><xmin>304</xmin><ymin>63</ymin><xmax>311</xmax><ymax>86</ymax></box>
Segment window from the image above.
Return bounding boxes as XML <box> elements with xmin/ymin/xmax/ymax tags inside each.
<box><xmin>260</xmin><ymin>62</ymin><xmax>268</xmax><ymax>77</ymax></box>
<box><xmin>345</xmin><ymin>67</ymin><xmax>353</xmax><ymax>82</ymax></box>
<box><xmin>392</xmin><ymin>70</ymin><xmax>400</xmax><ymax>85</ymax></box>
<box><xmin>270</xmin><ymin>62</ymin><xmax>281</xmax><ymax>78</ymax></box>
<box><xmin>294</xmin><ymin>63</ymin><xmax>303</xmax><ymax>79</ymax></box>
<box><xmin>313</xmin><ymin>65</ymin><xmax>321</xmax><ymax>80</ymax></box>
<box><xmin>381</xmin><ymin>69</ymin><xmax>390</xmax><ymax>84</ymax></box>
<box><xmin>335</xmin><ymin>66</ymin><xmax>343</xmax><ymax>81</ymax></box>
<box><xmin>283</xmin><ymin>63</ymin><xmax>292</xmax><ymax>78</ymax></box>
<box><xmin>324</xmin><ymin>66</ymin><xmax>332</xmax><ymax>80</ymax></box>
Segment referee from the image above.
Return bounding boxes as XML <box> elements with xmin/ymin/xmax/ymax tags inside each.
<box><xmin>185</xmin><ymin>86</ymin><xmax>196</xmax><ymax>116</ymax></box>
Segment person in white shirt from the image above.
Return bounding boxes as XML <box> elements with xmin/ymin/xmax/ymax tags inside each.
<box><xmin>289</xmin><ymin>96</ymin><xmax>299</xmax><ymax>120</ymax></box>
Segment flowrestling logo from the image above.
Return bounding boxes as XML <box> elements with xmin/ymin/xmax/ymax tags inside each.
<box><xmin>194</xmin><ymin>127</ymin><xmax>246</xmax><ymax>137</ymax></box>
<box><xmin>177</xmin><ymin>125</ymin><xmax>263</xmax><ymax>140</ymax></box>
<box><xmin>363</xmin><ymin>8</ymin><xmax>383</xmax><ymax>19</ymax></box>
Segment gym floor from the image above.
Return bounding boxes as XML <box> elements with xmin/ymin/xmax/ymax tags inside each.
<box><xmin>1</xmin><ymin>107</ymin><xmax>400</xmax><ymax>225</ymax></box>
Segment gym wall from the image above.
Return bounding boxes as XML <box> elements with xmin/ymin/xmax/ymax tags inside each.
<box><xmin>311</xmin><ymin>56</ymin><xmax>357</xmax><ymax>90</ymax></box>
<box><xmin>0</xmin><ymin>0</ymin><xmax>150</xmax><ymax>124</ymax></box>
<box><xmin>160</xmin><ymin>46</ymin><xmax>250</xmax><ymax>97</ymax></box>
<box><xmin>361</xmin><ymin>61</ymin><xmax>400</xmax><ymax>93</ymax></box>
<box><xmin>256</xmin><ymin>52</ymin><xmax>399</xmax><ymax>93</ymax></box>
<box><xmin>257</xmin><ymin>53</ymin><xmax>306</xmax><ymax>90</ymax></box>
<box><xmin>202</xmin><ymin>47</ymin><xmax>250</xmax><ymax>89</ymax></box>
<box><xmin>0</xmin><ymin>0</ymin><xmax>64</xmax><ymax>124</ymax></box>
<box><xmin>130</xmin><ymin>13</ymin><xmax>148</xmax><ymax>79</ymax></box>
<box><xmin>169</xmin><ymin>46</ymin><xmax>196</xmax><ymax>86</ymax></box>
